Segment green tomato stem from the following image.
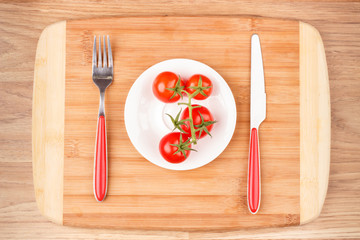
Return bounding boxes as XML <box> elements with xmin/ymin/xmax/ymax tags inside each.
<box><xmin>178</xmin><ymin>89</ymin><xmax>200</xmax><ymax>145</ymax></box>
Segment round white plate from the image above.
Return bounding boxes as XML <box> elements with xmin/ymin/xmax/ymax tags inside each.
<box><xmin>124</xmin><ymin>59</ymin><xmax>237</xmax><ymax>170</ymax></box>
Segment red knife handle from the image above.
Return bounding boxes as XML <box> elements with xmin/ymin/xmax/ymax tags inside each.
<box><xmin>248</xmin><ymin>127</ymin><xmax>261</xmax><ymax>214</ymax></box>
<box><xmin>94</xmin><ymin>115</ymin><xmax>107</xmax><ymax>202</ymax></box>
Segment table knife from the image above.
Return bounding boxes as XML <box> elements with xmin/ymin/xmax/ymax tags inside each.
<box><xmin>248</xmin><ymin>34</ymin><xmax>266</xmax><ymax>214</ymax></box>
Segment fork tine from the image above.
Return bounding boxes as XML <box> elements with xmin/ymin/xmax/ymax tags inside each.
<box><xmin>98</xmin><ymin>35</ymin><xmax>102</xmax><ymax>68</ymax></box>
<box><xmin>107</xmin><ymin>36</ymin><xmax>113</xmax><ymax>68</ymax></box>
<box><xmin>92</xmin><ymin>36</ymin><xmax>97</xmax><ymax>69</ymax></box>
<box><xmin>103</xmin><ymin>36</ymin><xmax>107</xmax><ymax>68</ymax></box>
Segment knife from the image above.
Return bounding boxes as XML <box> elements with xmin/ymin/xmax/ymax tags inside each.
<box><xmin>248</xmin><ymin>34</ymin><xmax>266</xmax><ymax>214</ymax></box>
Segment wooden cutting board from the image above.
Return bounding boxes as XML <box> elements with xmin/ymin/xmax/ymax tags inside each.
<box><xmin>32</xmin><ymin>16</ymin><xmax>330</xmax><ymax>230</ymax></box>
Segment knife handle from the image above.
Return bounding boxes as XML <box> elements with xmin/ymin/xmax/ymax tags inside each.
<box><xmin>94</xmin><ymin>115</ymin><xmax>107</xmax><ymax>202</ymax></box>
<box><xmin>248</xmin><ymin>127</ymin><xmax>261</xmax><ymax>214</ymax></box>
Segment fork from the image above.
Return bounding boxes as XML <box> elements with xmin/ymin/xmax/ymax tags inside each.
<box><xmin>92</xmin><ymin>35</ymin><xmax>113</xmax><ymax>202</ymax></box>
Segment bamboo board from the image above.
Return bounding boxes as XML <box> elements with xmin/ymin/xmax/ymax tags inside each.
<box><xmin>32</xmin><ymin>16</ymin><xmax>330</xmax><ymax>230</ymax></box>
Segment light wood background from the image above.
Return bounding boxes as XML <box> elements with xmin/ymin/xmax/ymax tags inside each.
<box><xmin>0</xmin><ymin>0</ymin><xmax>359</xmax><ymax>239</ymax></box>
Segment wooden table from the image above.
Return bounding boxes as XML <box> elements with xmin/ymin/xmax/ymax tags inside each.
<box><xmin>0</xmin><ymin>1</ymin><xmax>359</xmax><ymax>239</ymax></box>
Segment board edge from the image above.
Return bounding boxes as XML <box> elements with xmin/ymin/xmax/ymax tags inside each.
<box><xmin>299</xmin><ymin>21</ymin><xmax>331</xmax><ymax>224</ymax></box>
<box><xmin>32</xmin><ymin>20</ymin><xmax>66</xmax><ymax>225</ymax></box>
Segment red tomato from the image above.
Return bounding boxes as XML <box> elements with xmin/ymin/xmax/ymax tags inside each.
<box><xmin>152</xmin><ymin>72</ymin><xmax>185</xmax><ymax>103</ymax></box>
<box><xmin>185</xmin><ymin>74</ymin><xmax>213</xmax><ymax>100</ymax></box>
<box><xmin>159</xmin><ymin>132</ymin><xmax>192</xmax><ymax>163</ymax></box>
<box><xmin>181</xmin><ymin>105</ymin><xmax>215</xmax><ymax>139</ymax></box>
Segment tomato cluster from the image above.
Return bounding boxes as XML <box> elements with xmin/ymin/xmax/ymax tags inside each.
<box><xmin>153</xmin><ymin>71</ymin><xmax>216</xmax><ymax>164</ymax></box>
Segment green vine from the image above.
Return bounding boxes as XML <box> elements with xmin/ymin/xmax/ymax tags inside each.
<box><xmin>169</xmin><ymin>134</ymin><xmax>196</xmax><ymax>158</ymax></box>
<box><xmin>167</xmin><ymin>78</ymin><xmax>216</xmax><ymax>146</ymax></box>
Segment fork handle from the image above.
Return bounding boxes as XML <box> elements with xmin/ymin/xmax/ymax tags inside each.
<box><xmin>248</xmin><ymin>127</ymin><xmax>261</xmax><ymax>214</ymax></box>
<box><xmin>94</xmin><ymin>115</ymin><xmax>107</xmax><ymax>202</ymax></box>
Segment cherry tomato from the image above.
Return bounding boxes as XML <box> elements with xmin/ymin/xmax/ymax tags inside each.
<box><xmin>185</xmin><ymin>74</ymin><xmax>213</xmax><ymax>100</ymax></box>
<box><xmin>181</xmin><ymin>105</ymin><xmax>215</xmax><ymax>139</ymax></box>
<box><xmin>159</xmin><ymin>132</ymin><xmax>192</xmax><ymax>163</ymax></box>
<box><xmin>152</xmin><ymin>71</ymin><xmax>185</xmax><ymax>103</ymax></box>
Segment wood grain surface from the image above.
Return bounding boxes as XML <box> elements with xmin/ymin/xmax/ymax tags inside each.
<box><xmin>0</xmin><ymin>0</ymin><xmax>359</xmax><ymax>239</ymax></box>
<box><xmin>32</xmin><ymin>21</ymin><xmax>66</xmax><ymax>225</ymax></box>
<box><xmin>63</xmin><ymin>16</ymin><xmax>300</xmax><ymax>229</ymax></box>
<box><xmin>32</xmin><ymin>16</ymin><xmax>330</xmax><ymax>230</ymax></box>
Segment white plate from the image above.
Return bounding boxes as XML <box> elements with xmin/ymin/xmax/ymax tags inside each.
<box><xmin>124</xmin><ymin>59</ymin><xmax>237</xmax><ymax>170</ymax></box>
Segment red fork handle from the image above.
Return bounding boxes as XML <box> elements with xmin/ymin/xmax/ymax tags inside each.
<box><xmin>248</xmin><ymin>127</ymin><xmax>261</xmax><ymax>214</ymax></box>
<box><xmin>94</xmin><ymin>115</ymin><xmax>107</xmax><ymax>202</ymax></box>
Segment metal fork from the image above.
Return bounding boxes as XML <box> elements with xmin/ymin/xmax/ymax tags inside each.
<box><xmin>92</xmin><ymin>35</ymin><xmax>113</xmax><ymax>202</ymax></box>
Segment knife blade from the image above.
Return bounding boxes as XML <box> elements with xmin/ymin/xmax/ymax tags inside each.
<box><xmin>248</xmin><ymin>34</ymin><xmax>266</xmax><ymax>214</ymax></box>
